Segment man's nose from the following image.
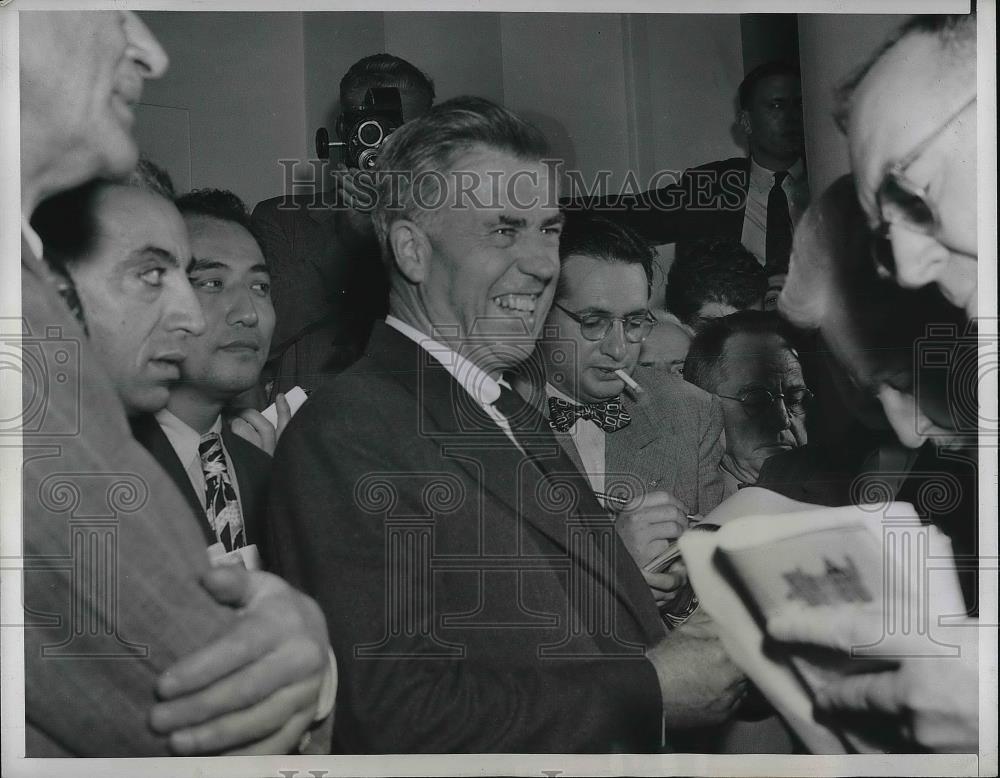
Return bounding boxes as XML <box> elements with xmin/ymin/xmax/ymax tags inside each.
<box><xmin>889</xmin><ymin>224</ymin><xmax>951</xmax><ymax>290</ymax></box>
<box><xmin>600</xmin><ymin>320</ymin><xmax>629</xmax><ymax>362</ymax></box>
<box><xmin>226</xmin><ymin>289</ymin><xmax>260</xmax><ymax>328</ymax></box>
<box><xmin>165</xmin><ymin>280</ymin><xmax>206</xmax><ymax>337</ymax></box>
<box><xmin>517</xmin><ymin>240</ymin><xmax>560</xmax><ymax>283</ymax></box>
<box><xmin>124</xmin><ymin>12</ymin><xmax>169</xmax><ymax>79</ymax></box>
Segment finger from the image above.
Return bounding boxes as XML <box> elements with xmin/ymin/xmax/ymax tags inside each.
<box><xmin>156</xmin><ymin>611</ymin><xmax>282</xmax><ymax>700</ymax></box>
<box><xmin>815</xmin><ymin>672</ymin><xmax>903</xmax><ymax>717</ymax></box>
<box><xmin>152</xmin><ymin>635</ymin><xmax>322</xmax><ymax>731</ymax></box>
<box><xmin>167</xmin><ymin>677</ymin><xmax>320</xmax><ymax>755</ymax></box>
<box><xmin>199</xmin><ymin>564</ymin><xmax>253</xmax><ymax>608</ymax></box>
<box><xmin>225</xmin><ymin>707</ymin><xmax>316</xmax><ymax>756</ymax></box>
<box><xmin>236</xmin><ymin>409</ymin><xmax>276</xmax><ymax>453</ymax></box>
<box><xmin>643</xmin><ymin>570</ymin><xmax>684</xmax><ymax>593</ymax></box>
<box><xmin>275</xmin><ymin>393</ymin><xmax>292</xmax><ymax>438</ymax></box>
<box><xmin>228</xmin><ymin>417</ymin><xmax>260</xmax><ymax>448</ymax></box>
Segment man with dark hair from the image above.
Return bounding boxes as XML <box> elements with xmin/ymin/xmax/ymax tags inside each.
<box><xmin>129</xmin><ymin>189</ymin><xmax>279</xmax><ymax>563</ymax></box>
<box><xmin>251</xmin><ymin>53</ymin><xmax>435</xmax><ymax>398</ymax></box>
<box><xmin>574</xmin><ymin>60</ymin><xmax>808</xmax><ymax>282</ymax></box>
<box><xmin>21</xmin><ymin>25</ymin><xmax>332</xmax><ymax>746</ymax></box>
<box><xmin>514</xmin><ymin>212</ymin><xmax>731</xmax><ymax>610</ymax></box>
<box><xmin>267</xmin><ymin>96</ymin><xmax>746</xmax><ymax>753</ymax></box>
<box><xmin>684</xmin><ymin>310</ymin><xmax>811</xmax><ymax>491</ymax></box>
<box><xmin>664</xmin><ymin>237</ymin><xmax>768</xmax><ymax>329</ymax></box>
<box><xmin>767</xmin><ymin>16</ymin><xmax>980</xmax><ymax>753</ymax></box>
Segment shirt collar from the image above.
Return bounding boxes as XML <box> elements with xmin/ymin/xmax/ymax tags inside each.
<box><xmin>385</xmin><ymin>315</ymin><xmax>505</xmax><ymax>407</ymax></box>
<box><xmin>22</xmin><ymin>216</ymin><xmax>43</xmax><ymax>260</ymax></box>
<box><xmin>749</xmin><ymin>156</ymin><xmax>805</xmax><ymax>187</ymax></box>
<box><xmin>155</xmin><ymin>408</ymin><xmax>223</xmax><ymax>466</ymax></box>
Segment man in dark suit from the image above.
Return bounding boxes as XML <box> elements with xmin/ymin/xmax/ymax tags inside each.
<box><xmin>26</xmin><ymin>128</ymin><xmax>330</xmax><ymax>759</ymax></box>
<box><xmin>266</xmin><ymin>96</ymin><xmax>746</xmax><ymax>753</ymax></box>
<box><xmin>576</xmin><ymin>61</ymin><xmax>808</xmax><ymax>282</ymax></box>
<box><xmin>129</xmin><ymin>188</ymin><xmax>283</xmax><ymax>565</ymax></box>
<box><xmin>512</xmin><ymin>214</ymin><xmax>731</xmax><ymax>597</ymax></box>
<box><xmin>251</xmin><ymin>54</ymin><xmax>435</xmax><ymax>398</ymax></box>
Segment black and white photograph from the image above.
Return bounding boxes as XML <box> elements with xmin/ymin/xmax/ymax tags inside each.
<box><xmin>0</xmin><ymin>1</ymin><xmax>995</xmax><ymax>776</ymax></box>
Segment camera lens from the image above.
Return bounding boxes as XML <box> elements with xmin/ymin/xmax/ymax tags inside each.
<box><xmin>356</xmin><ymin>120</ymin><xmax>384</xmax><ymax>148</ymax></box>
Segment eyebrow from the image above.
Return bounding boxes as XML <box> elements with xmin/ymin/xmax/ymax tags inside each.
<box><xmin>132</xmin><ymin>246</ymin><xmax>180</xmax><ymax>267</ymax></box>
<box><xmin>188</xmin><ymin>258</ymin><xmax>271</xmax><ymax>276</ymax></box>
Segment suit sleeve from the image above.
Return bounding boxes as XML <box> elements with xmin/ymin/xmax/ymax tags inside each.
<box><xmin>21</xmin><ymin>264</ymin><xmax>241</xmax><ymax>757</ymax></box>
<box><xmin>697</xmin><ymin>393</ymin><xmax>732</xmax><ymax>514</ymax></box>
<box><xmin>266</xmin><ymin>391</ymin><xmax>663</xmax><ymax>753</ymax></box>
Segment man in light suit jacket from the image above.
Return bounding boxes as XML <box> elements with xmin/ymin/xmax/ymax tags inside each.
<box><xmin>266</xmin><ymin>96</ymin><xmax>747</xmax><ymax>753</ymax></box>
<box><xmin>20</xmin><ymin>18</ymin><xmax>330</xmax><ymax>755</ymax></box>
<box><xmin>512</xmin><ymin>213</ymin><xmax>731</xmax><ymax>600</ymax></box>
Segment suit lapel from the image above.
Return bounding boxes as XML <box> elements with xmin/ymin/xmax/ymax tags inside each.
<box><xmin>368</xmin><ymin>323</ymin><xmax>662</xmax><ymax>638</ymax></box>
<box><xmin>130</xmin><ymin>415</ymin><xmax>216</xmax><ymax>546</ymax></box>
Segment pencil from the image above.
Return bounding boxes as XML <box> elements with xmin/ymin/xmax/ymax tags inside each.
<box><xmin>593</xmin><ymin>491</ymin><xmax>697</xmax><ymax>521</ymax></box>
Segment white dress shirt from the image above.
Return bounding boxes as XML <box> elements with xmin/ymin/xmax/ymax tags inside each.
<box><xmin>545</xmin><ymin>382</ymin><xmax>606</xmax><ymax>494</ymax></box>
<box><xmin>154</xmin><ymin>408</ymin><xmax>246</xmax><ymax>522</ymax></box>
<box><xmin>740</xmin><ymin>157</ymin><xmax>809</xmax><ymax>267</ymax></box>
<box><xmin>385</xmin><ymin>315</ymin><xmax>522</xmax><ymax>450</ymax></box>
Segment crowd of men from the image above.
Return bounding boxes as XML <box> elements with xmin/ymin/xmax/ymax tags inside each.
<box><xmin>15</xmin><ymin>8</ymin><xmax>982</xmax><ymax>759</ymax></box>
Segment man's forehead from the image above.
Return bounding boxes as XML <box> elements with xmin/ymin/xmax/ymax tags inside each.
<box><xmin>849</xmin><ymin>32</ymin><xmax>972</xmax><ymax>206</ymax></box>
<box><xmin>185</xmin><ymin>215</ymin><xmax>264</xmax><ymax>268</ymax></box>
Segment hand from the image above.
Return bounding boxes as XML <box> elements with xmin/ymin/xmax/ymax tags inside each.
<box><xmin>646</xmin><ymin>613</ymin><xmax>747</xmax><ymax>728</ymax></box>
<box><xmin>767</xmin><ymin>605</ymin><xmax>978</xmax><ymax>753</ymax></box>
<box><xmin>330</xmin><ymin>163</ymin><xmax>377</xmax><ymax>212</ymax></box>
<box><xmin>642</xmin><ymin>567</ymin><xmax>686</xmax><ymax>608</ymax></box>
<box><xmin>614</xmin><ymin>490</ymin><xmax>690</xmax><ymax>570</ymax></box>
<box><xmin>150</xmin><ymin>566</ymin><xmax>332</xmax><ymax>755</ymax></box>
<box><xmin>230</xmin><ymin>394</ymin><xmax>291</xmax><ymax>455</ymax></box>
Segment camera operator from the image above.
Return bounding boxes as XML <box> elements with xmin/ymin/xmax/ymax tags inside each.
<box><xmin>251</xmin><ymin>54</ymin><xmax>435</xmax><ymax>397</ymax></box>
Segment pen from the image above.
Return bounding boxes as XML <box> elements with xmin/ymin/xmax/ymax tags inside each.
<box><xmin>593</xmin><ymin>491</ymin><xmax>697</xmax><ymax>521</ymax></box>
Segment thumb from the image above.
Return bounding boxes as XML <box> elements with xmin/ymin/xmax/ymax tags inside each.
<box><xmin>200</xmin><ymin>564</ymin><xmax>253</xmax><ymax>608</ymax></box>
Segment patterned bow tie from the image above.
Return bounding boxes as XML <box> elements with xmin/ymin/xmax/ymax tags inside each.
<box><xmin>547</xmin><ymin>395</ymin><xmax>631</xmax><ymax>433</ymax></box>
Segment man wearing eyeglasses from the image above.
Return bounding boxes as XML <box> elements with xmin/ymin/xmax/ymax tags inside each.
<box><xmin>683</xmin><ymin>310</ymin><xmax>811</xmax><ymax>493</ymax></box>
<box><xmin>769</xmin><ymin>14</ymin><xmax>981</xmax><ymax>754</ymax></box>
<box><xmin>839</xmin><ymin>15</ymin><xmax>977</xmax><ymax>321</ymax></box>
<box><xmin>514</xmin><ymin>213</ymin><xmax>731</xmax><ymax>599</ymax></box>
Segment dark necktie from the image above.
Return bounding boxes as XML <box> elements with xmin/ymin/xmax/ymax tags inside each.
<box><xmin>765</xmin><ymin>170</ymin><xmax>793</xmax><ymax>275</ymax></box>
<box><xmin>547</xmin><ymin>395</ymin><xmax>631</xmax><ymax>433</ymax></box>
<box><xmin>198</xmin><ymin>433</ymin><xmax>245</xmax><ymax>552</ymax></box>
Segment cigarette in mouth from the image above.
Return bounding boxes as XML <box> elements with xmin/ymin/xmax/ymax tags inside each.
<box><xmin>614</xmin><ymin>369</ymin><xmax>642</xmax><ymax>394</ymax></box>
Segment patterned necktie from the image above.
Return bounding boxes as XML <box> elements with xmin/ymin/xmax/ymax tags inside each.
<box><xmin>198</xmin><ymin>433</ymin><xmax>245</xmax><ymax>552</ymax></box>
<box><xmin>547</xmin><ymin>395</ymin><xmax>631</xmax><ymax>433</ymax></box>
<box><xmin>765</xmin><ymin>170</ymin><xmax>793</xmax><ymax>275</ymax></box>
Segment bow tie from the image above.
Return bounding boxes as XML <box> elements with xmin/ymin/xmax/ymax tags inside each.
<box><xmin>547</xmin><ymin>395</ymin><xmax>631</xmax><ymax>433</ymax></box>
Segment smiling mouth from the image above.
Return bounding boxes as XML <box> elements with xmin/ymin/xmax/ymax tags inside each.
<box><xmin>492</xmin><ymin>293</ymin><xmax>540</xmax><ymax>313</ymax></box>
<box><xmin>220</xmin><ymin>341</ymin><xmax>260</xmax><ymax>352</ymax></box>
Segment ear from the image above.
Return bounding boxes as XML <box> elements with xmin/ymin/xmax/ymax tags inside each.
<box><xmin>389</xmin><ymin>219</ymin><xmax>432</xmax><ymax>284</ymax></box>
<box><xmin>738</xmin><ymin>109</ymin><xmax>753</xmax><ymax>137</ymax></box>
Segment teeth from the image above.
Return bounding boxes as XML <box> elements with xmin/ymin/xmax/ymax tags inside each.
<box><xmin>492</xmin><ymin>294</ymin><xmax>538</xmax><ymax>313</ymax></box>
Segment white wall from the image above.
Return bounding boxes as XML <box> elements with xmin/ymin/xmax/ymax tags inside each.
<box><xmin>798</xmin><ymin>14</ymin><xmax>908</xmax><ymax>195</ymax></box>
<box><xmin>136</xmin><ymin>12</ymin><xmax>309</xmax><ymax>208</ymax></box>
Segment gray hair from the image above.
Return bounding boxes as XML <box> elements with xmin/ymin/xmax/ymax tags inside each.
<box><xmin>371</xmin><ymin>96</ymin><xmax>550</xmax><ymax>265</ymax></box>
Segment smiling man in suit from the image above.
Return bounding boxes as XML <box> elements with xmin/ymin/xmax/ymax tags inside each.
<box><xmin>267</xmin><ymin>96</ymin><xmax>746</xmax><ymax>753</ymax></box>
<box><xmin>514</xmin><ymin>213</ymin><xmax>731</xmax><ymax>596</ymax></box>
<box><xmin>129</xmin><ymin>189</ymin><xmax>278</xmax><ymax>564</ymax></box>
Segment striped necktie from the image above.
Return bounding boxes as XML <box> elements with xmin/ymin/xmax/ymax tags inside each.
<box><xmin>198</xmin><ymin>433</ymin><xmax>245</xmax><ymax>552</ymax></box>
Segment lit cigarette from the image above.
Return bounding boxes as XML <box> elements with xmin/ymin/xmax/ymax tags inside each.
<box><xmin>614</xmin><ymin>369</ymin><xmax>642</xmax><ymax>393</ymax></box>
